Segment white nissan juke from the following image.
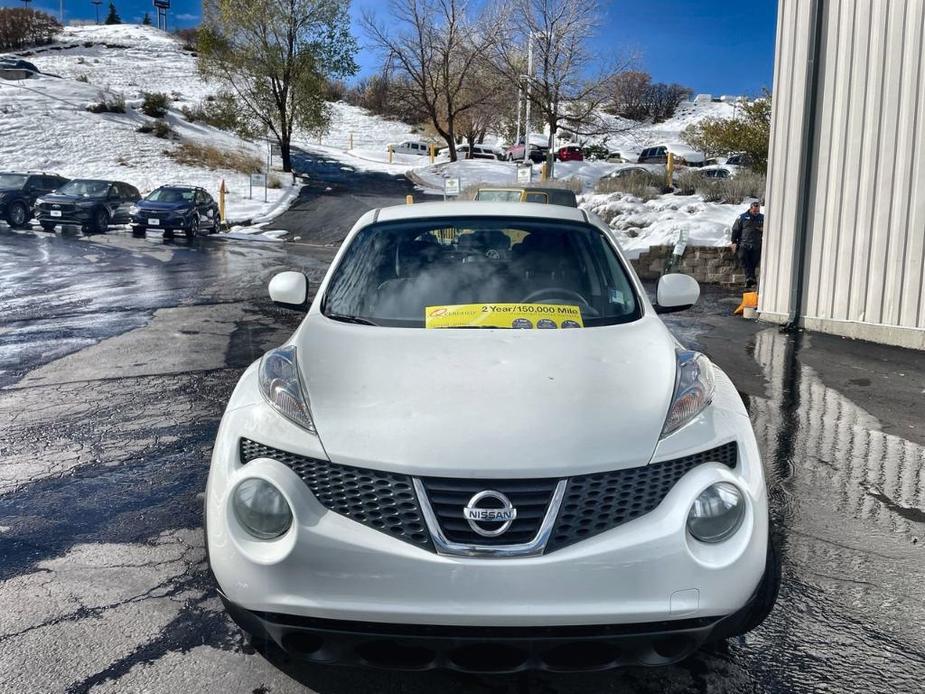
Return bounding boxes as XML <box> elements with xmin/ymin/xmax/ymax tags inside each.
<box><xmin>205</xmin><ymin>201</ymin><xmax>779</xmax><ymax>673</ymax></box>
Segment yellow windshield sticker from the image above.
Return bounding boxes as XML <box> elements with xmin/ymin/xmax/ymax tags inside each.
<box><xmin>425</xmin><ymin>303</ymin><xmax>584</xmax><ymax>329</ymax></box>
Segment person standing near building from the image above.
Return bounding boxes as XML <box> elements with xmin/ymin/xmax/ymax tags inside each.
<box><xmin>731</xmin><ymin>201</ymin><xmax>764</xmax><ymax>288</ymax></box>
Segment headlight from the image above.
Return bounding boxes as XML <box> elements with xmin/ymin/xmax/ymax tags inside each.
<box><xmin>0</xmin><ymin>192</ymin><xmax>10</xmax><ymax>202</ymax></box>
<box><xmin>661</xmin><ymin>350</ymin><xmax>715</xmax><ymax>436</ymax></box>
<box><xmin>687</xmin><ymin>482</ymin><xmax>745</xmax><ymax>543</ymax></box>
<box><xmin>232</xmin><ymin>478</ymin><xmax>292</xmax><ymax>539</ymax></box>
<box><xmin>128</xmin><ymin>205</ymin><xmax>139</xmax><ymax>215</ymax></box>
<box><xmin>258</xmin><ymin>345</ymin><xmax>315</xmax><ymax>434</ymax></box>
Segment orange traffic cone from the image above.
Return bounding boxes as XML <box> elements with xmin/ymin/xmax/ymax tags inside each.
<box><xmin>734</xmin><ymin>291</ymin><xmax>759</xmax><ymax>316</ymax></box>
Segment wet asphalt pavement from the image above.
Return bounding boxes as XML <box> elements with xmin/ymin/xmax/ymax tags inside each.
<box><xmin>1</xmin><ymin>153</ymin><xmax>924</xmax><ymax>693</ymax></box>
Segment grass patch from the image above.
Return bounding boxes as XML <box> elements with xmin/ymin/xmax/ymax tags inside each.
<box><xmin>595</xmin><ymin>171</ymin><xmax>662</xmax><ymax>201</ymax></box>
<box><xmin>87</xmin><ymin>91</ymin><xmax>125</xmax><ymax>114</ymax></box>
<box><xmin>167</xmin><ymin>142</ymin><xmax>262</xmax><ymax>174</ymax></box>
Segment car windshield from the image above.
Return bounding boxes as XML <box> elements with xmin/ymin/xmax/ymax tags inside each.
<box><xmin>476</xmin><ymin>190</ymin><xmax>522</xmax><ymax>202</ymax></box>
<box><xmin>322</xmin><ymin>217</ymin><xmax>640</xmax><ymax>328</ymax></box>
<box><xmin>0</xmin><ymin>173</ymin><xmax>27</xmax><ymax>188</ymax></box>
<box><xmin>147</xmin><ymin>188</ymin><xmax>195</xmax><ymax>203</ymax></box>
<box><xmin>57</xmin><ymin>180</ymin><xmax>110</xmax><ymax>197</ymax></box>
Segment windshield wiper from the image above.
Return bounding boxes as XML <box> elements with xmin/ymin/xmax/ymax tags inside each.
<box><xmin>325</xmin><ymin>313</ymin><xmax>379</xmax><ymax>326</ymax></box>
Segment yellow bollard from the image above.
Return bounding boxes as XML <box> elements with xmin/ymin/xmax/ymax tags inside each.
<box><xmin>666</xmin><ymin>151</ymin><xmax>674</xmax><ymax>188</ymax></box>
<box><xmin>429</xmin><ymin>143</ymin><xmax>435</xmax><ymax>164</ymax></box>
<box><xmin>405</xmin><ymin>194</ymin><xmax>414</xmax><ymax>205</ymax></box>
<box><xmin>218</xmin><ymin>179</ymin><xmax>226</xmax><ymax>224</ymax></box>
<box><xmin>388</xmin><ymin>144</ymin><xmax>393</xmax><ymax>164</ymax></box>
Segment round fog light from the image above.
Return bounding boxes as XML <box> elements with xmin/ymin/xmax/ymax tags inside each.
<box><xmin>232</xmin><ymin>478</ymin><xmax>292</xmax><ymax>540</ymax></box>
<box><xmin>687</xmin><ymin>482</ymin><xmax>745</xmax><ymax>543</ymax></box>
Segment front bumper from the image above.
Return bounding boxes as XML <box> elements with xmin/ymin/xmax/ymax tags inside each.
<box><xmin>130</xmin><ymin>211</ymin><xmax>189</xmax><ymax>229</ymax></box>
<box><xmin>219</xmin><ymin>578</ymin><xmax>768</xmax><ymax>671</ymax></box>
<box><xmin>36</xmin><ymin>208</ymin><xmax>93</xmax><ymax>225</ymax></box>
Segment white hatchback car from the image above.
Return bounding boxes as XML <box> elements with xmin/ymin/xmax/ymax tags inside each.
<box><xmin>205</xmin><ymin>201</ymin><xmax>779</xmax><ymax>673</ymax></box>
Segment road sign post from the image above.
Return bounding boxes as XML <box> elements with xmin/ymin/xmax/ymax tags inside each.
<box><xmin>153</xmin><ymin>0</ymin><xmax>170</xmax><ymax>31</ymax></box>
<box><xmin>444</xmin><ymin>177</ymin><xmax>460</xmax><ymax>201</ymax></box>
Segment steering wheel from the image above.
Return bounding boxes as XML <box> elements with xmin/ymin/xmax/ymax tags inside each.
<box><xmin>519</xmin><ymin>287</ymin><xmax>595</xmax><ymax>313</ymax></box>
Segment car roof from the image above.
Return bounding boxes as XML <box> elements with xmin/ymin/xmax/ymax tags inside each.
<box><xmin>375</xmin><ymin>200</ymin><xmax>588</xmax><ymax>223</ymax></box>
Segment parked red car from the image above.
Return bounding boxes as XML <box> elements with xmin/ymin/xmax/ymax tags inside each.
<box><xmin>556</xmin><ymin>145</ymin><xmax>584</xmax><ymax>162</ymax></box>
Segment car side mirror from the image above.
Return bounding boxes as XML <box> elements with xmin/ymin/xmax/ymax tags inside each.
<box><xmin>269</xmin><ymin>271</ymin><xmax>309</xmax><ymax>311</ymax></box>
<box><xmin>654</xmin><ymin>273</ymin><xmax>700</xmax><ymax>314</ymax></box>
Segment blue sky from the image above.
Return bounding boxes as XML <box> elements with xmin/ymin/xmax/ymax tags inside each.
<box><xmin>6</xmin><ymin>0</ymin><xmax>778</xmax><ymax>95</ymax></box>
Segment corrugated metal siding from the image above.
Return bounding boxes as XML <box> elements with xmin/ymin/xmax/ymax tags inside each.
<box><xmin>762</xmin><ymin>0</ymin><xmax>925</xmax><ymax>348</ymax></box>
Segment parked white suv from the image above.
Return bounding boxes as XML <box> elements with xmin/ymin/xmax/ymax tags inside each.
<box><xmin>390</xmin><ymin>140</ymin><xmax>431</xmax><ymax>156</ymax></box>
<box><xmin>205</xmin><ymin>201</ymin><xmax>779</xmax><ymax>673</ymax></box>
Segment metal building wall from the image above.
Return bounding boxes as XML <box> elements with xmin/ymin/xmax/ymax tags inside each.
<box><xmin>761</xmin><ymin>0</ymin><xmax>925</xmax><ymax>350</ymax></box>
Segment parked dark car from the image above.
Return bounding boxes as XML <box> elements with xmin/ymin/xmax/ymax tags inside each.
<box><xmin>130</xmin><ymin>185</ymin><xmax>220</xmax><ymax>237</ymax></box>
<box><xmin>504</xmin><ymin>138</ymin><xmax>549</xmax><ymax>163</ymax></box>
<box><xmin>724</xmin><ymin>152</ymin><xmax>754</xmax><ymax>168</ymax></box>
<box><xmin>556</xmin><ymin>145</ymin><xmax>584</xmax><ymax>162</ymax></box>
<box><xmin>35</xmin><ymin>179</ymin><xmax>141</xmax><ymax>233</ymax></box>
<box><xmin>0</xmin><ymin>172</ymin><xmax>69</xmax><ymax>229</ymax></box>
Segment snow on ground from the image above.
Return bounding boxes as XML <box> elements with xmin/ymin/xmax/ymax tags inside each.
<box><xmin>581</xmin><ymin>192</ymin><xmax>739</xmax><ymax>259</ymax></box>
<box><xmin>2</xmin><ymin>25</ymin><xmax>295</xmax><ymax>224</ymax></box>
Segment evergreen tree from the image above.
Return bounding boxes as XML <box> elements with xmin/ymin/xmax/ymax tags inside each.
<box><xmin>104</xmin><ymin>2</ymin><xmax>121</xmax><ymax>25</ymax></box>
<box><xmin>142</xmin><ymin>12</ymin><xmax>151</xmax><ymax>26</ymax></box>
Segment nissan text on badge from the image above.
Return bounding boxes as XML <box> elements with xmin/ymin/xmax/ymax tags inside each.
<box><xmin>205</xmin><ymin>200</ymin><xmax>780</xmax><ymax>673</ymax></box>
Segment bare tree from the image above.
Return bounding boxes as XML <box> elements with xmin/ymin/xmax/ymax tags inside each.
<box><xmin>361</xmin><ymin>0</ymin><xmax>501</xmax><ymax>161</ymax></box>
<box><xmin>198</xmin><ymin>0</ymin><xmax>357</xmax><ymax>172</ymax></box>
<box><xmin>489</xmin><ymin>0</ymin><xmax>633</xmax><ymax>175</ymax></box>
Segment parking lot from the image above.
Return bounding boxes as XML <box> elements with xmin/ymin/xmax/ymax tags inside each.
<box><xmin>1</xmin><ymin>158</ymin><xmax>924</xmax><ymax>693</ymax></box>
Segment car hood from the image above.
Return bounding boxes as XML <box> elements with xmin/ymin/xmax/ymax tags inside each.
<box><xmin>137</xmin><ymin>201</ymin><xmax>191</xmax><ymax>211</ymax></box>
<box><xmin>40</xmin><ymin>194</ymin><xmax>103</xmax><ymax>203</ymax></box>
<box><xmin>296</xmin><ymin>315</ymin><xmax>677</xmax><ymax>478</ymax></box>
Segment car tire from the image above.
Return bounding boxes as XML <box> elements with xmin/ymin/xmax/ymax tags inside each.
<box><xmin>131</xmin><ymin>225</ymin><xmax>147</xmax><ymax>235</ymax></box>
<box><xmin>92</xmin><ymin>208</ymin><xmax>109</xmax><ymax>233</ymax></box>
<box><xmin>6</xmin><ymin>201</ymin><xmax>29</xmax><ymax>229</ymax></box>
<box><xmin>40</xmin><ymin>222</ymin><xmax>56</xmax><ymax>232</ymax></box>
<box><xmin>186</xmin><ymin>214</ymin><xmax>200</xmax><ymax>238</ymax></box>
<box><xmin>163</xmin><ymin>228</ymin><xmax>175</xmax><ymax>239</ymax></box>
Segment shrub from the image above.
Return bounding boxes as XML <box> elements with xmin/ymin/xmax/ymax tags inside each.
<box><xmin>674</xmin><ymin>169</ymin><xmax>701</xmax><ymax>196</ymax></box>
<box><xmin>682</xmin><ymin>169</ymin><xmax>766</xmax><ymax>204</ymax></box>
<box><xmin>0</xmin><ymin>8</ymin><xmax>60</xmax><ymax>50</ymax></box>
<box><xmin>595</xmin><ymin>171</ymin><xmax>661</xmax><ymax>201</ymax></box>
<box><xmin>75</xmin><ymin>73</ymin><xmax>89</xmax><ymax>83</ymax></box>
<box><xmin>268</xmin><ymin>175</ymin><xmax>283</xmax><ymax>189</ymax></box>
<box><xmin>87</xmin><ymin>91</ymin><xmax>125</xmax><ymax>113</ymax></box>
<box><xmin>582</xmin><ymin>143</ymin><xmax>609</xmax><ymax>161</ymax></box>
<box><xmin>180</xmin><ymin>91</ymin><xmax>260</xmax><ymax>139</ymax></box>
<box><xmin>141</xmin><ymin>91</ymin><xmax>169</xmax><ymax>118</ymax></box>
<box><xmin>152</xmin><ymin>119</ymin><xmax>172</xmax><ymax>139</ymax></box>
<box><xmin>167</xmin><ymin>142</ymin><xmax>262</xmax><ymax>174</ymax></box>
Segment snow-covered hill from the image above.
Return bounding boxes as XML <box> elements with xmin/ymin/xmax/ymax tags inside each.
<box><xmin>1</xmin><ymin>25</ymin><xmax>295</xmax><ymax>224</ymax></box>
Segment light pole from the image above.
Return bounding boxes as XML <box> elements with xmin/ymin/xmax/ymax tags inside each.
<box><xmin>91</xmin><ymin>0</ymin><xmax>101</xmax><ymax>24</ymax></box>
<box><xmin>522</xmin><ymin>34</ymin><xmax>533</xmax><ymax>165</ymax></box>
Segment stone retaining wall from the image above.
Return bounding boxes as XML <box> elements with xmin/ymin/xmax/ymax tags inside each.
<box><xmin>630</xmin><ymin>246</ymin><xmax>747</xmax><ymax>286</ymax></box>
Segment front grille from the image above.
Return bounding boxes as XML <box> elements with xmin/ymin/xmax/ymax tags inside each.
<box><xmin>239</xmin><ymin>439</ymin><xmax>433</xmax><ymax>551</ymax></box>
<box><xmin>546</xmin><ymin>442</ymin><xmax>738</xmax><ymax>552</ymax></box>
<box><xmin>417</xmin><ymin>477</ymin><xmax>559</xmax><ymax>546</ymax></box>
<box><xmin>41</xmin><ymin>203</ymin><xmax>75</xmax><ymax>213</ymax></box>
<box><xmin>240</xmin><ymin>439</ymin><xmax>736</xmax><ymax>555</ymax></box>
